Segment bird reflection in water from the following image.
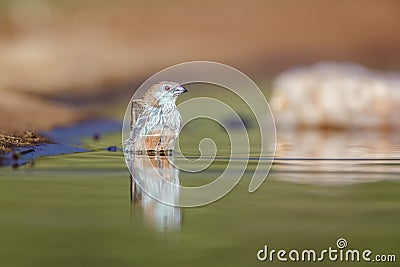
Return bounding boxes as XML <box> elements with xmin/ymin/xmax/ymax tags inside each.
<box><xmin>126</xmin><ymin>153</ymin><xmax>181</xmax><ymax>231</ymax></box>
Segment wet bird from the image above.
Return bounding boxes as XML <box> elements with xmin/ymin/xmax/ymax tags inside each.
<box><xmin>125</xmin><ymin>81</ymin><xmax>188</xmax><ymax>154</ymax></box>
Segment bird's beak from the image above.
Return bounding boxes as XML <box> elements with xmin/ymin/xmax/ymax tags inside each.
<box><xmin>174</xmin><ymin>85</ymin><xmax>188</xmax><ymax>95</ymax></box>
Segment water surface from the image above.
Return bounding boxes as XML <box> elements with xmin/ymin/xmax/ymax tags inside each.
<box><xmin>0</xmin><ymin>130</ymin><xmax>399</xmax><ymax>266</ymax></box>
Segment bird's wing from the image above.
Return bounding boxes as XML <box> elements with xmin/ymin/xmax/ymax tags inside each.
<box><xmin>129</xmin><ymin>99</ymin><xmax>152</xmax><ymax>146</ymax></box>
<box><xmin>130</xmin><ymin>99</ymin><xmax>147</xmax><ymax>129</ymax></box>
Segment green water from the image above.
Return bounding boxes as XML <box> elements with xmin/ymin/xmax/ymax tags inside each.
<box><xmin>0</xmin><ymin>132</ymin><xmax>399</xmax><ymax>266</ymax></box>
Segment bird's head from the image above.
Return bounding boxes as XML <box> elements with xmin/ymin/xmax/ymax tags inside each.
<box><xmin>143</xmin><ymin>81</ymin><xmax>188</xmax><ymax>108</ymax></box>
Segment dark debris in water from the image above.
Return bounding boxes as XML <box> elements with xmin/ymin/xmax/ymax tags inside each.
<box><xmin>225</xmin><ymin>115</ymin><xmax>251</xmax><ymax>130</ymax></box>
<box><xmin>105</xmin><ymin>146</ymin><xmax>118</xmax><ymax>152</ymax></box>
<box><xmin>93</xmin><ymin>133</ymin><xmax>100</xmax><ymax>141</ymax></box>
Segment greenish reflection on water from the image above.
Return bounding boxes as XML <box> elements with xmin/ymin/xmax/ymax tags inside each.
<box><xmin>0</xmin><ymin>131</ymin><xmax>399</xmax><ymax>267</ymax></box>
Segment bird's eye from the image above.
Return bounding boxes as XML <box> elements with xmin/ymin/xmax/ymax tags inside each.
<box><xmin>164</xmin><ymin>86</ymin><xmax>170</xmax><ymax>91</ymax></box>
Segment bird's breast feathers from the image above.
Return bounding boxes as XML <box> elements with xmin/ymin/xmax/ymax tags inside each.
<box><xmin>140</xmin><ymin>104</ymin><xmax>181</xmax><ymax>135</ymax></box>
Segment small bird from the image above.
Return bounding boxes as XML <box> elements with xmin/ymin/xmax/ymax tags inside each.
<box><xmin>125</xmin><ymin>81</ymin><xmax>188</xmax><ymax>154</ymax></box>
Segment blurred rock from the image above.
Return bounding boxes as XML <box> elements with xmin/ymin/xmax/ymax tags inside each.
<box><xmin>270</xmin><ymin>62</ymin><xmax>400</xmax><ymax>130</ymax></box>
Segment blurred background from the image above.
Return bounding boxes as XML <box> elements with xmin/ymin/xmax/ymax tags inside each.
<box><xmin>1</xmin><ymin>1</ymin><xmax>400</xmax><ymax>266</ymax></box>
<box><xmin>1</xmin><ymin>0</ymin><xmax>400</xmax><ymax>132</ymax></box>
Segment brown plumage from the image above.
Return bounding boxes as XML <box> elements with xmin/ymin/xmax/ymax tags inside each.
<box><xmin>125</xmin><ymin>81</ymin><xmax>188</xmax><ymax>154</ymax></box>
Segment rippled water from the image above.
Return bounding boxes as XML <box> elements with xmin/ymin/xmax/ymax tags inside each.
<box><xmin>0</xmin><ymin>130</ymin><xmax>399</xmax><ymax>266</ymax></box>
<box><xmin>274</xmin><ymin>130</ymin><xmax>400</xmax><ymax>185</ymax></box>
